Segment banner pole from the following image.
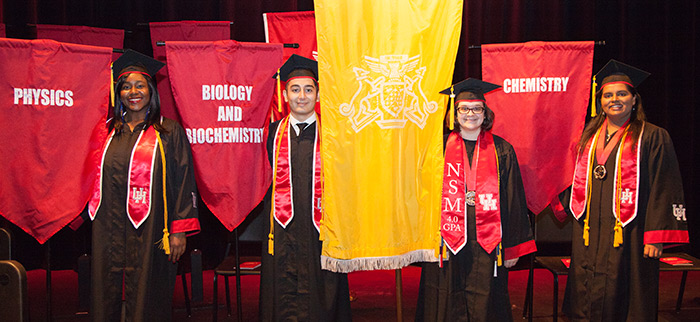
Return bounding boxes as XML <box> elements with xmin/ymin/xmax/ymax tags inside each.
<box><xmin>468</xmin><ymin>40</ymin><xmax>606</xmax><ymax>49</ymax></box>
<box><xmin>45</xmin><ymin>239</ymin><xmax>52</xmax><ymax>322</ymax></box>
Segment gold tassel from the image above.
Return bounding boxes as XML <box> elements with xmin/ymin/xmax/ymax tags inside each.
<box><xmin>268</xmin><ymin>117</ymin><xmax>291</xmax><ymax>256</ymax></box>
<box><xmin>449</xmin><ymin>86</ymin><xmax>455</xmax><ymax>130</ymax></box>
<box><xmin>583</xmin><ymin>217</ymin><xmax>590</xmax><ymax>246</ymax></box>
<box><xmin>277</xmin><ymin>68</ymin><xmax>283</xmax><ymax>113</ymax></box>
<box><xmin>154</xmin><ymin>131</ymin><xmax>171</xmax><ymax>255</ymax></box>
<box><xmin>268</xmin><ymin>232</ymin><xmax>274</xmax><ymax>255</ymax></box>
<box><xmin>613</xmin><ymin>220</ymin><xmax>623</xmax><ymax>247</ymax></box>
<box><xmin>437</xmin><ymin>234</ymin><xmax>446</xmax><ymax>268</ymax></box>
<box><xmin>590</xmin><ymin>75</ymin><xmax>597</xmax><ymax>117</ymax></box>
<box><xmin>497</xmin><ymin>243</ymin><xmax>503</xmax><ymax>266</ymax></box>
<box><xmin>110</xmin><ymin>62</ymin><xmax>115</xmax><ymax>110</ymax></box>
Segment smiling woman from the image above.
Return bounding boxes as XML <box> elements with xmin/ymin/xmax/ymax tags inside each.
<box><xmin>120</xmin><ymin>73</ymin><xmax>151</xmax><ymax>128</ymax></box>
<box><xmin>416</xmin><ymin>78</ymin><xmax>536</xmax><ymax>322</ymax></box>
<box><xmin>88</xmin><ymin>49</ymin><xmax>200</xmax><ymax>322</ymax></box>
<box><xmin>565</xmin><ymin>60</ymin><xmax>689</xmax><ymax>321</ymax></box>
<box><xmin>599</xmin><ymin>82</ymin><xmax>636</xmax><ymax>129</ymax></box>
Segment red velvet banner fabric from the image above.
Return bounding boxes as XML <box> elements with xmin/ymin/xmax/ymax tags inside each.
<box><xmin>481</xmin><ymin>41</ymin><xmax>594</xmax><ymax>214</ymax></box>
<box><xmin>0</xmin><ymin>38</ymin><xmax>110</xmax><ymax>243</ymax></box>
<box><xmin>149</xmin><ymin>21</ymin><xmax>231</xmax><ymax>123</ymax></box>
<box><xmin>263</xmin><ymin>11</ymin><xmax>318</xmax><ymax>121</ymax></box>
<box><xmin>166</xmin><ymin>40</ymin><xmax>282</xmax><ymax>230</ymax></box>
<box><xmin>36</xmin><ymin>24</ymin><xmax>123</xmax><ymax>48</ymax></box>
<box><xmin>35</xmin><ymin>24</ymin><xmax>124</xmax><ymax>61</ymax></box>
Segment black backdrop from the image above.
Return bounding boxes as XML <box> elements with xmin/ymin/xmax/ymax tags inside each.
<box><xmin>1</xmin><ymin>0</ymin><xmax>698</xmax><ymax>270</ymax></box>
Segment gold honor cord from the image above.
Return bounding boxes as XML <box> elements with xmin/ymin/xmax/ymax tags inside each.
<box><xmin>590</xmin><ymin>75</ymin><xmax>597</xmax><ymax>117</ymax></box>
<box><xmin>613</xmin><ymin>129</ymin><xmax>631</xmax><ymax>247</ymax></box>
<box><xmin>495</xmin><ymin>148</ymin><xmax>502</xmax><ymax>266</ymax></box>
<box><xmin>155</xmin><ymin>130</ymin><xmax>171</xmax><ymax>255</ymax></box>
<box><xmin>583</xmin><ymin>126</ymin><xmax>604</xmax><ymax>246</ymax></box>
<box><xmin>268</xmin><ymin>116</ymin><xmax>291</xmax><ymax>255</ymax></box>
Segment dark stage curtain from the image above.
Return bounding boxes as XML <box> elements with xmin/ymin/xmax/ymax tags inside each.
<box><xmin>1</xmin><ymin>0</ymin><xmax>698</xmax><ymax>269</ymax></box>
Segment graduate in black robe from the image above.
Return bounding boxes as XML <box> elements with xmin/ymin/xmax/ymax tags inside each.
<box><xmin>561</xmin><ymin>60</ymin><xmax>688</xmax><ymax>322</ymax></box>
<box><xmin>89</xmin><ymin>51</ymin><xmax>200</xmax><ymax>322</ymax></box>
<box><xmin>416</xmin><ymin>79</ymin><xmax>535</xmax><ymax>322</ymax></box>
<box><xmin>259</xmin><ymin>55</ymin><xmax>351</xmax><ymax>321</ymax></box>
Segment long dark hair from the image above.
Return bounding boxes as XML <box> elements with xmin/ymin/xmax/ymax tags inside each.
<box><xmin>112</xmin><ymin>64</ymin><xmax>166</xmax><ymax>134</ymax></box>
<box><xmin>576</xmin><ymin>82</ymin><xmax>645</xmax><ymax>153</ymax></box>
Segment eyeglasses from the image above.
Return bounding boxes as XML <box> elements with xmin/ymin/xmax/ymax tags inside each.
<box><xmin>456</xmin><ymin>106</ymin><xmax>484</xmax><ymax>115</ymax></box>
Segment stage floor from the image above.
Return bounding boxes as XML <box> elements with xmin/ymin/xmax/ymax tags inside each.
<box><xmin>24</xmin><ymin>265</ymin><xmax>700</xmax><ymax>321</ymax></box>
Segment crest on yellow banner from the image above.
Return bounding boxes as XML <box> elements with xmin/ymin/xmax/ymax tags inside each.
<box><xmin>339</xmin><ymin>54</ymin><xmax>438</xmax><ymax>132</ymax></box>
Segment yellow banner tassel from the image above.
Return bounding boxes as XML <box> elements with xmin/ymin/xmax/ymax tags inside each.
<box><xmin>590</xmin><ymin>75</ymin><xmax>597</xmax><ymax>117</ymax></box>
<box><xmin>268</xmin><ymin>116</ymin><xmax>291</xmax><ymax>255</ymax></box>
<box><xmin>154</xmin><ymin>130</ymin><xmax>171</xmax><ymax>255</ymax></box>
<box><xmin>448</xmin><ymin>86</ymin><xmax>455</xmax><ymax>130</ymax></box>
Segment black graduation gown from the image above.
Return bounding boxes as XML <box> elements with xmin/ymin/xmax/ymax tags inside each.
<box><xmin>259</xmin><ymin>120</ymin><xmax>352</xmax><ymax>322</ymax></box>
<box><xmin>416</xmin><ymin>134</ymin><xmax>534</xmax><ymax>322</ymax></box>
<box><xmin>91</xmin><ymin>118</ymin><xmax>199</xmax><ymax>322</ymax></box>
<box><xmin>562</xmin><ymin>123</ymin><xmax>688</xmax><ymax>322</ymax></box>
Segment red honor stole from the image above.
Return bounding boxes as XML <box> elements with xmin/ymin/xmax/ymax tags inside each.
<box><xmin>570</xmin><ymin>121</ymin><xmax>643</xmax><ymax>225</ymax></box>
<box><xmin>271</xmin><ymin>116</ymin><xmax>323</xmax><ymax>232</ymax></box>
<box><xmin>89</xmin><ymin>126</ymin><xmax>159</xmax><ymax>229</ymax></box>
<box><xmin>441</xmin><ymin>131</ymin><xmax>502</xmax><ymax>255</ymax></box>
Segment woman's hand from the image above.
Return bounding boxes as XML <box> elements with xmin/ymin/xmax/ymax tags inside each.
<box><xmin>168</xmin><ymin>232</ymin><xmax>187</xmax><ymax>263</ymax></box>
<box><xmin>644</xmin><ymin>243</ymin><xmax>663</xmax><ymax>259</ymax></box>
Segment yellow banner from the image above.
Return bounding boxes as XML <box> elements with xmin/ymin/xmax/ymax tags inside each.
<box><xmin>315</xmin><ymin>0</ymin><xmax>462</xmax><ymax>272</ymax></box>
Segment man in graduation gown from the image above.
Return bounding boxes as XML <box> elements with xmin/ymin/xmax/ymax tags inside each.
<box><xmin>416</xmin><ymin>79</ymin><xmax>536</xmax><ymax>322</ymax></box>
<box><xmin>89</xmin><ymin>50</ymin><xmax>200</xmax><ymax>322</ymax></box>
<box><xmin>259</xmin><ymin>54</ymin><xmax>352</xmax><ymax>321</ymax></box>
<box><xmin>561</xmin><ymin>60</ymin><xmax>689</xmax><ymax>321</ymax></box>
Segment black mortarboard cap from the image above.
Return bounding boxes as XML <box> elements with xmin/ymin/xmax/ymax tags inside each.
<box><xmin>274</xmin><ymin>54</ymin><xmax>318</xmax><ymax>81</ymax></box>
<box><xmin>112</xmin><ymin>49</ymin><xmax>165</xmax><ymax>81</ymax></box>
<box><xmin>439</xmin><ymin>78</ymin><xmax>500</xmax><ymax>100</ymax></box>
<box><xmin>594</xmin><ymin>59</ymin><xmax>650</xmax><ymax>88</ymax></box>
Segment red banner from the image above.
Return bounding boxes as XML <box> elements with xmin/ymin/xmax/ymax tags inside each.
<box><xmin>166</xmin><ymin>40</ymin><xmax>283</xmax><ymax>231</ymax></box>
<box><xmin>481</xmin><ymin>41</ymin><xmax>593</xmax><ymax>214</ymax></box>
<box><xmin>0</xmin><ymin>39</ymin><xmax>110</xmax><ymax>243</ymax></box>
<box><xmin>263</xmin><ymin>11</ymin><xmax>318</xmax><ymax>121</ymax></box>
<box><xmin>149</xmin><ymin>21</ymin><xmax>231</xmax><ymax>124</ymax></box>
<box><xmin>36</xmin><ymin>24</ymin><xmax>124</xmax><ymax>61</ymax></box>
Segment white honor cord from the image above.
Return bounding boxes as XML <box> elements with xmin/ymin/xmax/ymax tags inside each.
<box><xmin>493</xmin><ymin>261</ymin><xmax>498</xmax><ymax>277</ymax></box>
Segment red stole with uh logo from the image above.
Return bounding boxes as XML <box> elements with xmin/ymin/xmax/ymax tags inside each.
<box><xmin>570</xmin><ymin>121</ymin><xmax>643</xmax><ymax>227</ymax></box>
<box><xmin>271</xmin><ymin>116</ymin><xmax>323</xmax><ymax>232</ymax></box>
<box><xmin>441</xmin><ymin>131</ymin><xmax>501</xmax><ymax>255</ymax></box>
<box><xmin>89</xmin><ymin>126</ymin><xmax>158</xmax><ymax>229</ymax></box>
